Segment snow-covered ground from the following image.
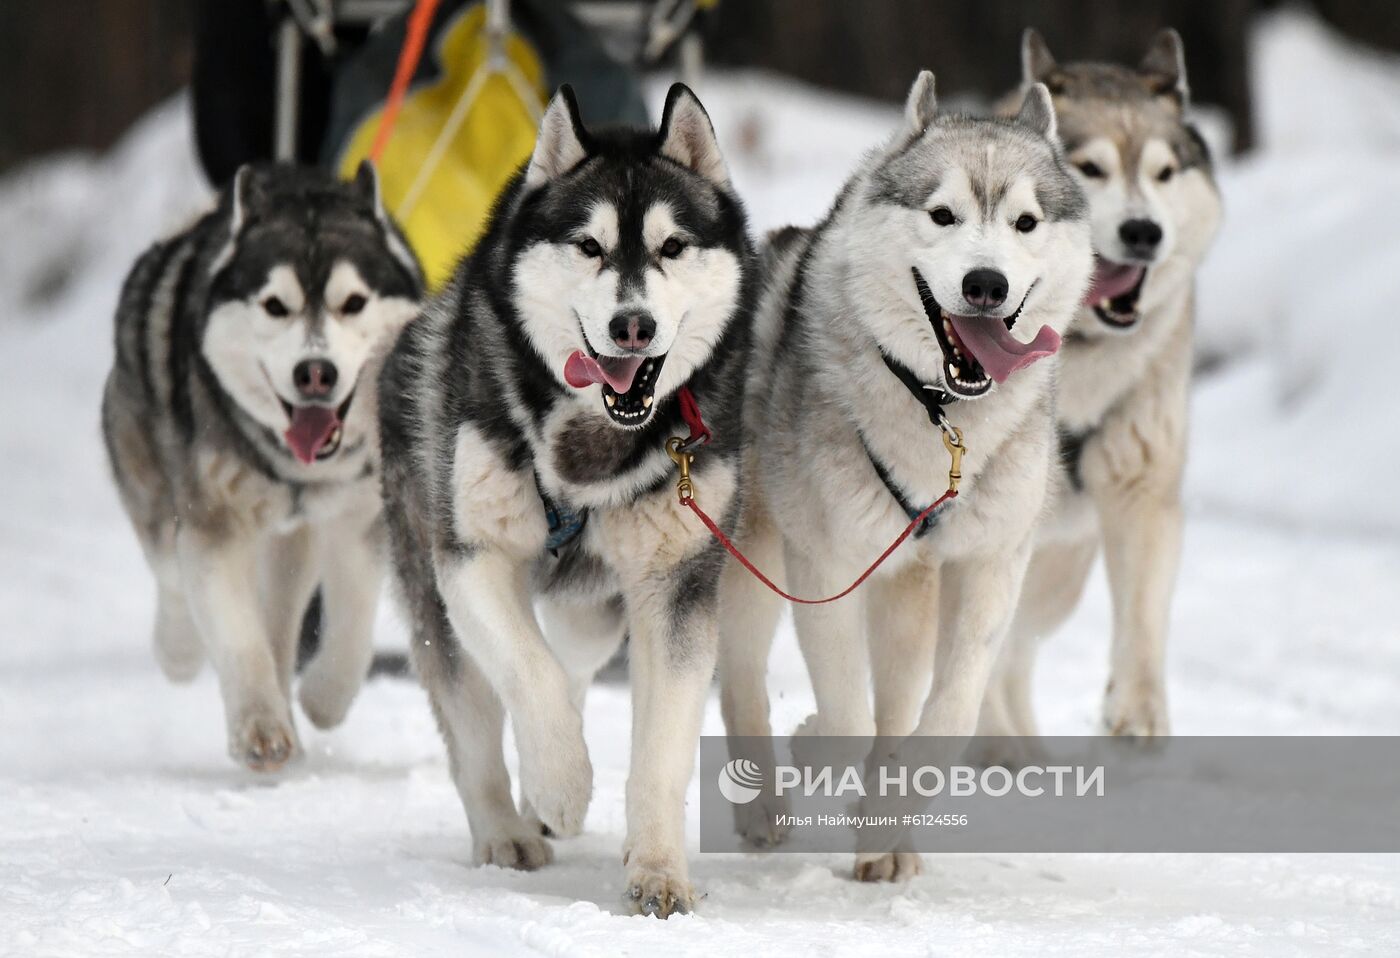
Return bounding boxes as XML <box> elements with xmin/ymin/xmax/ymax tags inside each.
<box><xmin>3</xmin><ymin>9</ymin><xmax>1399</xmax><ymax>956</ymax></box>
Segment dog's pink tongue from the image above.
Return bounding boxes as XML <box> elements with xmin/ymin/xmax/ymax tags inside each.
<box><xmin>563</xmin><ymin>350</ymin><xmax>645</xmax><ymax>393</ymax></box>
<box><xmin>1086</xmin><ymin>259</ymin><xmax>1146</xmax><ymax>303</ymax></box>
<box><xmin>949</xmin><ymin>317</ymin><xmax>1061</xmax><ymax>384</ymax></box>
<box><xmin>284</xmin><ymin>406</ymin><xmax>340</xmax><ymax>465</ymax></box>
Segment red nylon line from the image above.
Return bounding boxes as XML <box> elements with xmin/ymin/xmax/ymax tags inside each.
<box><xmin>677</xmin><ymin>386</ymin><xmax>710</xmax><ymax>446</ymax></box>
<box><xmin>369</xmin><ymin>0</ymin><xmax>442</xmax><ymax>164</ymax></box>
<box><xmin>682</xmin><ymin>490</ymin><xmax>957</xmax><ymax>605</ymax></box>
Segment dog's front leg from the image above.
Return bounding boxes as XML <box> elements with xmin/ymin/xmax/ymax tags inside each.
<box><xmin>917</xmin><ymin>548</ymin><xmax>1032</xmax><ymax>741</ymax></box>
<box><xmin>434</xmin><ymin>548</ymin><xmax>592</xmax><ymax>837</ymax></box>
<box><xmin>178</xmin><ymin>526</ymin><xmax>299</xmax><ymax>770</ymax></box>
<box><xmin>1088</xmin><ymin>361</ymin><xmax>1188</xmax><ymax>741</ymax></box>
<box><xmin>298</xmin><ymin>516</ymin><xmax>383</xmax><ymax>730</ymax></box>
<box><xmin>601</xmin><ymin>469</ymin><xmax>735</xmax><ymax>918</ymax></box>
<box><xmin>1098</xmin><ymin>488</ymin><xmax>1180</xmax><ymax>738</ymax></box>
<box><xmin>616</xmin><ymin>554</ymin><xmax>718</xmax><ymax>918</ymax></box>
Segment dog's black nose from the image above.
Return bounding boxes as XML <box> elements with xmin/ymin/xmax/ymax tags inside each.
<box><xmin>293</xmin><ymin>359</ymin><xmax>338</xmax><ymax>399</ymax></box>
<box><xmin>608</xmin><ymin>310</ymin><xmax>656</xmax><ymax>351</ymax></box>
<box><xmin>962</xmin><ymin>269</ymin><xmax>1009</xmax><ymax>310</ymax></box>
<box><xmin>1118</xmin><ymin>218</ymin><xmax>1163</xmax><ymax>258</ymax></box>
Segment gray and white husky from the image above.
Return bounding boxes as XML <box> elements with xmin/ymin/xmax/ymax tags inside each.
<box><xmin>377</xmin><ymin>84</ymin><xmax>754</xmax><ymax>917</ymax></box>
<box><xmin>979</xmin><ymin>30</ymin><xmax>1222</xmax><ymax>746</ymax></box>
<box><xmin>102</xmin><ymin>163</ymin><xmax>422</xmax><ymax>770</ymax></box>
<box><xmin>716</xmin><ymin>73</ymin><xmax>1092</xmax><ymax>880</ymax></box>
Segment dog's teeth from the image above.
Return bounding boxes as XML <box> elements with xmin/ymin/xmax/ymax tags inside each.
<box><xmin>605</xmin><ymin>394</ymin><xmax>616</xmax><ymax>407</ymax></box>
<box><xmin>1099</xmin><ymin>298</ymin><xmax>1111</xmax><ymax>310</ymax></box>
<box><xmin>950</xmin><ymin>364</ymin><xmax>961</xmax><ymax>378</ymax></box>
<box><xmin>642</xmin><ymin>395</ymin><xmax>653</xmax><ymax>408</ymax></box>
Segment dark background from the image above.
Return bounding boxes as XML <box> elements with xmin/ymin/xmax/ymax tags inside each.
<box><xmin>4</xmin><ymin>0</ymin><xmax>1399</xmax><ymax>173</ymax></box>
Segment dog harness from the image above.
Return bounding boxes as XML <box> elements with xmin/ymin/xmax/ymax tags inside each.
<box><xmin>534</xmin><ymin>473</ymin><xmax>587</xmax><ymax>554</ymax></box>
<box><xmin>860</xmin><ymin>350</ymin><xmax>961</xmax><ymax>538</ymax></box>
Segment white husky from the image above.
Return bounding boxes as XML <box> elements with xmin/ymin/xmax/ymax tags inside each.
<box><xmin>979</xmin><ymin>29</ymin><xmax>1223</xmax><ymax>746</ymax></box>
<box><xmin>717</xmin><ymin>73</ymin><xmax>1093</xmax><ymax>880</ymax></box>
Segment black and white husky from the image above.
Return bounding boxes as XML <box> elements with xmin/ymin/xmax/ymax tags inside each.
<box><xmin>716</xmin><ymin>74</ymin><xmax>1092</xmax><ymax>880</ymax></box>
<box><xmin>102</xmin><ymin>163</ymin><xmax>422</xmax><ymax>770</ymax></box>
<box><xmin>979</xmin><ymin>31</ymin><xmax>1222</xmax><ymax>746</ymax></box>
<box><xmin>377</xmin><ymin>84</ymin><xmax>754</xmax><ymax>917</ymax></box>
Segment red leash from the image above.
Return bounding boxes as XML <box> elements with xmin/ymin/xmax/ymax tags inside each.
<box><xmin>669</xmin><ymin>387</ymin><xmax>963</xmax><ymax>605</ymax></box>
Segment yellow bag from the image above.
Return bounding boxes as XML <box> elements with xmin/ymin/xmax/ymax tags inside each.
<box><xmin>335</xmin><ymin>4</ymin><xmax>546</xmax><ymax>289</ymax></box>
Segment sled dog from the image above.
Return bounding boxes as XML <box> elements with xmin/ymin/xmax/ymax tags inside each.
<box><xmin>102</xmin><ymin>163</ymin><xmax>422</xmax><ymax>770</ymax></box>
<box><xmin>979</xmin><ymin>30</ymin><xmax>1222</xmax><ymax>745</ymax></box>
<box><xmin>377</xmin><ymin>84</ymin><xmax>754</xmax><ymax>917</ymax></box>
<box><xmin>716</xmin><ymin>73</ymin><xmax>1092</xmax><ymax>880</ymax></box>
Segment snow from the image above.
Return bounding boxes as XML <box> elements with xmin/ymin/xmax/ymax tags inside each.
<box><xmin>2</xmin><ymin>9</ymin><xmax>1399</xmax><ymax>956</ymax></box>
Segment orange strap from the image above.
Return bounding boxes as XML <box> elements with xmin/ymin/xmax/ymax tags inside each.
<box><xmin>368</xmin><ymin>0</ymin><xmax>442</xmax><ymax>164</ymax></box>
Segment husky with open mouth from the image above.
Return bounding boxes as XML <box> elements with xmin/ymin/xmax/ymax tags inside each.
<box><xmin>978</xmin><ymin>30</ymin><xmax>1222</xmax><ymax>749</ymax></box>
<box><xmin>377</xmin><ymin>84</ymin><xmax>753</xmax><ymax>917</ymax></box>
<box><xmin>102</xmin><ymin>163</ymin><xmax>422</xmax><ymax>770</ymax></box>
<box><xmin>716</xmin><ymin>73</ymin><xmax>1091</xmax><ymax>880</ymax></box>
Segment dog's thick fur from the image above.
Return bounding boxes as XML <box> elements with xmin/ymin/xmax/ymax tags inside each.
<box><xmin>377</xmin><ymin>84</ymin><xmax>754</xmax><ymax>917</ymax></box>
<box><xmin>102</xmin><ymin>163</ymin><xmax>422</xmax><ymax>770</ymax></box>
<box><xmin>979</xmin><ymin>30</ymin><xmax>1223</xmax><ymax>746</ymax></box>
<box><xmin>716</xmin><ymin>74</ymin><xmax>1092</xmax><ymax>880</ymax></box>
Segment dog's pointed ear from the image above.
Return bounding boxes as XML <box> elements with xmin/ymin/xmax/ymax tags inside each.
<box><xmin>353</xmin><ymin>159</ymin><xmax>422</xmax><ymax>289</ymax></box>
<box><xmin>658</xmin><ymin>83</ymin><xmax>730</xmax><ymax>188</ymax></box>
<box><xmin>526</xmin><ymin>85</ymin><xmax>590</xmax><ymax>189</ymax></box>
<box><xmin>354</xmin><ymin>159</ymin><xmax>384</xmax><ymax>214</ymax></box>
<box><xmin>1021</xmin><ymin>29</ymin><xmax>1057</xmax><ymax>84</ymax></box>
<box><xmin>1016</xmin><ymin>83</ymin><xmax>1058</xmax><ymax>142</ymax></box>
<box><xmin>901</xmin><ymin>70</ymin><xmax>938</xmax><ymax>139</ymax></box>
<box><xmin>1140</xmin><ymin>28</ymin><xmax>1190</xmax><ymax>106</ymax></box>
<box><xmin>211</xmin><ymin>165</ymin><xmax>256</xmax><ymax>276</ymax></box>
<box><xmin>228</xmin><ymin>164</ymin><xmax>256</xmax><ymax>235</ymax></box>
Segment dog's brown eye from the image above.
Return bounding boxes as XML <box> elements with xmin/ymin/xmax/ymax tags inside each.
<box><xmin>930</xmin><ymin>207</ymin><xmax>955</xmax><ymax>227</ymax></box>
<box><xmin>578</xmin><ymin>238</ymin><xmax>603</xmax><ymax>258</ymax></box>
<box><xmin>262</xmin><ymin>296</ymin><xmax>289</xmax><ymax>317</ymax></box>
<box><xmin>341</xmin><ymin>293</ymin><xmax>367</xmax><ymax>315</ymax></box>
<box><xmin>1157</xmin><ymin>167</ymin><xmax>1175</xmax><ymax>183</ymax></box>
<box><xmin>660</xmin><ymin>237</ymin><xmax>685</xmax><ymax>259</ymax></box>
<box><xmin>1077</xmin><ymin>161</ymin><xmax>1105</xmax><ymax>179</ymax></box>
<box><xmin>1015</xmin><ymin>214</ymin><xmax>1038</xmax><ymax>233</ymax></box>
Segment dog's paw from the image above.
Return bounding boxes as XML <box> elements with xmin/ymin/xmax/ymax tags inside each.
<box><xmin>1103</xmin><ymin>680</ymin><xmax>1169</xmax><ymax>740</ymax></box>
<box><xmin>624</xmin><ymin>859</ymin><xmax>696</xmax><ymax>918</ymax></box>
<box><xmin>518</xmin><ymin>736</ymin><xmax>592</xmax><ymax>838</ymax></box>
<box><xmin>516</xmin><ymin>798</ymin><xmax>554</xmax><ymax>838</ymax></box>
<box><xmin>733</xmin><ymin>791</ymin><xmax>791</xmax><ymax>847</ymax></box>
<box><xmin>230</xmin><ymin>709</ymin><xmax>299</xmax><ymax>772</ymax></box>
<box><xmin>965</xmin><ymin>735</ymin><xmax>1050</xmax><ymax>771</ymax></box>
<box><xmin>853</xmin><ymin>851</ymin><xmax>923</xmax><ymax>883</ymax></box>
<box><xmin>297</xmin><ymin>668</ymin><xmax>359</xmax><ymax>731</ymax></box>
<box><xmin>472</xmin><ymin>825</ymin><xmax>554</xmax><ymax>871</ymax></box>
<box><xmin>153</xmin><ymin>621</ymin><xmax>203</xmax><ymax>684</ymax></box>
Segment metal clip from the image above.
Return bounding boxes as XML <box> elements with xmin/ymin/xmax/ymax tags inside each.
<box><xmin>941</xmin><ymin>425</ymin><xmax>965</xmax><ymax>493</ymax></box>
<box><xmin>666</xmin><ymin>437</ymin><xmax>695</xmax><ymax>502</ymax></box>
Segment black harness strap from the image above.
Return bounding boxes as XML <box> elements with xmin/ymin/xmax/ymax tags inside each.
<box><xmin>880</xmin><ymin>350</ymin><xmax>956</xmax><ymax>427</ymax></box>
<box><xmin>1058</xmin><ymin>425</ymin><xmax>1097</xmax><ymax>493</ymax></box>
<box><xmin>534</xmin><ymin>472</ymin><xmax>588</xmax><ymax>555</ymax></box>
<box><xmin>860</xmin><ymin>350</ymin><xmax>960</xmax><ymax>539</ymax></box>
<box><xmin>858</xmin><ymin>431</ymin><xmax>947</xmax><ymax>538</ymax></box>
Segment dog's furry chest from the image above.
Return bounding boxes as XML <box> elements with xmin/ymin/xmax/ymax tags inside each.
<box><xmin>187</xmin><ymin>443</ymin><xmax>377</xmax><ymax>536</ymax></box>
<box><xmin>1056</xmin><ymin>293</ymin><xmax>1190</xmax><ymax>433</ymax></box>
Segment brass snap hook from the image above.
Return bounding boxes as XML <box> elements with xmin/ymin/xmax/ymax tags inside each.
<box><xmin>941</xmin><ymin>425</ymin><xmax>965</xmax><ymax>494</ymax></box>
<box><xmin>666</xmin><ymin>437</ymin><xmax>695</xmax><ymax>502</ymax></box>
